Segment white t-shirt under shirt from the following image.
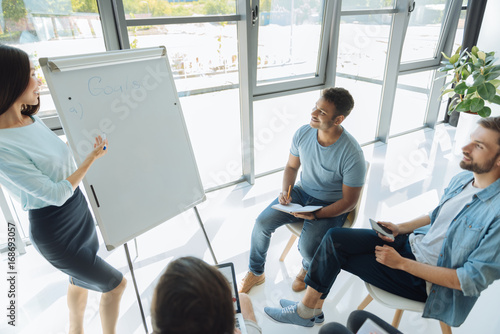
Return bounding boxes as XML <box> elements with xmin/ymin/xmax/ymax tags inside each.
<box><xmin>410</xmin><ymin>180</ymin><xmax>481</xmax><ymax>267</ymax></box>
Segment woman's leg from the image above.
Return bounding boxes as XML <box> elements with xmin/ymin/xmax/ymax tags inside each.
<box><xmin>67</xmin><ymin>284</ymin><xmax>88</xmax><ymax>334</ymax></box>
<box><xmin>99</xmin><ymin>277</ymin><xmax>127</xmax><ymax>334</ymax></box>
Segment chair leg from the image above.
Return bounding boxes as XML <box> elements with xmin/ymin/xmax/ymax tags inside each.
<box><xmin>439</xmin><ymin>321</ymin><xmax>452</xmax><ymax>334</ymax></box>
<box><xmin>391</xmin><ymin>309</ymin><xmax>404</xmax><ymax>328</ymax></box>
<box><xmin>357</xmin><ymin>294</ymin><xmax>373</xmax><ymax>310</ymax></box>
<box><xmin>279</xmin><ymin>234</ymin><xmax>297</xmax><ymax>262</ymax></box>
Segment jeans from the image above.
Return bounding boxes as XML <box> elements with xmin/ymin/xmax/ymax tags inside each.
<box><xmin>249</xmin><ymin>185</ymin><xmax>347</xmax><ymax>275</ymax></box>
<box><xmin>305</xmin><ymin>228</ymin><xmax>427</xmax><ymax>301</ymax></box>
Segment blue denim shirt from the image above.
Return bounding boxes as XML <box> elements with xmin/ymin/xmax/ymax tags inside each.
<box><xmin>415</xmin><ymin>171</ymin><xmax>500</xmax><ymax>326</ymax></box>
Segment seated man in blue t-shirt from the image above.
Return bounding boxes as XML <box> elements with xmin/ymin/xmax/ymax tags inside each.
<box><xmin>264</xmin><ymin>117</ymin><xmax>500</xmax><ymax>328</ymax></box>
<box><xmin>239</xmin><ymin>87</ymin><xmax>366</xmax><ymax>294</ymax></box>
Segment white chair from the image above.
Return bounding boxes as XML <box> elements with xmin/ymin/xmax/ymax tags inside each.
<box><xmin>358</xmin><ymin>282</ymin><xmax>452</xmax><ymax>334</ymax></box>
<box><xmin>279</xmin><ymin>161</ymin><xmax>370</xmax><ymax>262</ymax></box>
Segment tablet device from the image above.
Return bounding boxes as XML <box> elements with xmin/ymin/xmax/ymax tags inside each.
<box><xmin>369</xmin><ymin>219</ymin><xmax>394</xmax><ymax>240</ymax></box>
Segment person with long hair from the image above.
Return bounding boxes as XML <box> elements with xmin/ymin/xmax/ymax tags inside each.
<box><xmin>0</xmin><ymin>44</ymin><xmax>127</xmax><ymax>334</ymax></box>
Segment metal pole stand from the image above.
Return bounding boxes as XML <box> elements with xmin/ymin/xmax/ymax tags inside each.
<box><xmin>193</xmin><ymin>206</ymin><xmax>218</xmax><ymax>264</ymax></box>
<box><xmin>124</xmin><ymin>242</ymin><xmax>149</xmax><ymax>333</ymax></box>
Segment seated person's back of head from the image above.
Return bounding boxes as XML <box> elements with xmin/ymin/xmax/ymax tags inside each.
<box><xmin>152</xmin><ymin>256</ymin><xmax>234</xmax><ymax>334</ymax></box>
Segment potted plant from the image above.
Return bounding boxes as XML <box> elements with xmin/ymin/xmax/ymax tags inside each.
<box><xmin>438</xmin><ymin>45</ymin><xmax>500</xmax><ymax>118</ymax></box>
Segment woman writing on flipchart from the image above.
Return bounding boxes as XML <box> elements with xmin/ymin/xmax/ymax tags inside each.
<box><xmin>0</xmin><ymin>44</ymin><xmax>126</xmax><ymax>334</ymax></box>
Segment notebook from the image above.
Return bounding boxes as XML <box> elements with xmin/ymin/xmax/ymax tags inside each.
<box><xmin>271</xmin><ymin>203</ymin><xmax>323</xmax><ymax>213</ymax></box>
<box><xmin>216</xmin><ymin>263</ymin><xmax>248</xmax><ymax>334</ymax></box>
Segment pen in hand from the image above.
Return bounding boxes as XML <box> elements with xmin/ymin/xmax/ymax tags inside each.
<box><xmin>102</xmin><ymin>133</ymin><xmax>107</xmax><ymax>150</ymax></box>
<box><xmin>287</xmin><ymin>185</ymin><xmax>291</xmax><ymax>201</ymax></box>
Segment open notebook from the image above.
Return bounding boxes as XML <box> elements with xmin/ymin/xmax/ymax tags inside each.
<box><xmin>216</xmin><ymin>263</ymin><xmax>248</xmax><ymax>334</ymax></box>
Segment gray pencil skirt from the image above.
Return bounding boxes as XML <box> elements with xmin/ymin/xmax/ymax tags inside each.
<box><xmin>29</xmin><ymin>187</ymin><xmax>123</xmax><ymax>292</ymax></box>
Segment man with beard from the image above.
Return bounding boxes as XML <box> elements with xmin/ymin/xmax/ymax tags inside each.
<box><xmin>264</xmin><ymin>116</ymin><xmax>500</xmax><ymax>329</ymax></box>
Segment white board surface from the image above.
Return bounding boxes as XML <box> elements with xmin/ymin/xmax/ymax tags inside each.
<box><xmin>40</xmin><ymin>47</ymin><xmax>205</xmax><ymax>250</ymax></box>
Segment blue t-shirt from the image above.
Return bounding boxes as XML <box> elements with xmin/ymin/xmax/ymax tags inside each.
<box><xmin>290</xmin><ymin>125</ymin><xmax>365</xmax><ymax>202</ymax></box>
<box><xmin>0</xmin><ymin>115</ymin><xmax>75</xmax><ymax>210</ymax></box>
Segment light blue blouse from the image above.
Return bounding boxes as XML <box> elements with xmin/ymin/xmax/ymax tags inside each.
<box><xmin>0</xmin><ymin>115</ymin><xmax>75</xmax><ymax>210</ymax></box>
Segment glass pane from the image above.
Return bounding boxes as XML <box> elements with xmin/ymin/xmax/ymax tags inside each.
<box><xmin>180</xmin><ymin>89</ymin><xmax>242</xmax><ymax>188</ymax></box>
<box><xmin>390</xmin><ymin>71</ymin><xmax>434</xmax><ymax>136</ymax></box>
<box><xmin>123</xmin><ymin>0</ymin><xmax>236</xmax><ymax>18</ymax></box>
<box><xmin>342</xmin><ymin>0</ymin><xmax>395</xmax><ymax>11</ymax></box>
<box><xmin>336</xmin><ymin>77</ymin><xmax>381</xmax><ymax>144</ymax></box>
<box><xmin>254</xmin><ymin>91</ymin><xmax>320</xmax><ymax>174</ymax></box>
<box><xmin>1</xmin><ymin>0</ymin><xmax>105</xmax><ymax>118</ymax></box>
<box><xmin>452</xmin><ymin>9</ymin><xmax>467</xmax><ymax>54</ymax></box>
<box><xmin>401</xmin><ymin>0</ymin><xmax>447</xmax><ymax>62</ymax></box>
<box><xmin>337</xmin><ymin>14</ymin><xmax>391</xmax><ymax>80</ymax></box>
<box><xmin>127</xmin><ymin>23</ymin><xmax>238</xmax><ymax>93</ymax></box>
<box><xmin>256</xmin><ymin>0</ymin><xmax>324</xmax><ymax>85</ymax></box>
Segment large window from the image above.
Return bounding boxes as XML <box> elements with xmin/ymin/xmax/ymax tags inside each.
<box><xmin>401</xmin><ymin>0</ymin><xmax>448</xmax><ymax>63</ymax></box>
<box><xmin>126</xmin><ymin>23</ymin><xmax>239</xmax><ymax>93</ymax></box>
<box><xmin>336</xmin><ymin>13</ymin><xmax>392</xmax><ymax>144</ymax></box>
<box><xmin>181</xmin><ymin>90</ymin><xmax>242</xmax><ymax>188</ymax></box>
<box><xmin>391</xmin><ymin>71</ymin><xmax>434</xmax><ymax>136</ymax></box>
<box><xmin>120</xmin><ymin>1</ymin><xmax>243</xmax><ymax>188</ymax></box>
<box><xmin>256</xmin><ymin>0</ymin><xmax>324</xmax><ymax>85</ymax></box>
<box><xmin>0</xmin><ymin>0</ymin><xmax>105</xmax><ymax>118</ymax></box>
<box><xmin>254</xmin><ymin>90</ymin><xmax>319</xmax><ymax>175</ymax></box>
<box><xmin>123</xmin><ymin>0</ymin><xmax>236</xmax><ymax>17</ymax></box>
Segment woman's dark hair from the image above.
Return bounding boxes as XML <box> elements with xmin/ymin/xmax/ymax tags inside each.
<box><xmin>151</xmin><ymin>256</ymin><xmax>235</xmax><ymax>334</ymax></box>
<box><xmin>0</xmin><ymin>44</ymin><xmax>40</xmax><ymax>117</ymax></box>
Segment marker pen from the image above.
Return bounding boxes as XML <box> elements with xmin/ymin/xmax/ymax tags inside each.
<box><xmin>102</xmin><ymin>133</ymin><xmax>107</xmax><ymax>150</ymax></box>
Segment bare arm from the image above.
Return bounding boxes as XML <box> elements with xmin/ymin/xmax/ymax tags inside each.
<box><xmin>278</xmin><ymin>154</ymin><xmax>301</xmax><ymax>205</ymax></box>
<box><xmin>66</xmin><ymin>136</ymin><xmax>108</xmax><ymax>190</ymax></box>
<box><xmin>316</xmin><ymin>184</ymin><xmax>361</xmax><ymax>219</ymax></box>
<box><xmin>294</xmin><ymin>184</ymin><xmax>361</xmax><ymax>221</ymax></box>
<box><xmin>375</xmin><ymin>245</ymin><xmax>461</xmax><ymax>290</ymax></box>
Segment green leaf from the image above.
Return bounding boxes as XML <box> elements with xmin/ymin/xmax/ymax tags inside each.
<box><xmin>455</xmin><ymin>99</ymin><xmax>472</xmax><ymax>112</ymax></box>
<box><xmin>454</xmin><ymin>82</ymin><xmax>468</xmax><ymax>95</ymax></box>
<box><xmin>471</xmin><ymin>54</ymin><xmax>478</xmax><ymax>64</ymax></box>
<box><xmin>438</xmin><ymin>64</ymin><xmax>455</xmax><ymax>72</ymax></box>
<box><xmin>485</xmin><ymin>65</ymin><xmax>500</xmax><ymax>74</ymax></box>
<box><xmin>449</xmin><ymin>54</ymin><xmax>460</xmax><ymax>64</ymax></box>
<box><xmin>441</xmin><ymin>52</ymin><xmax>451</xmax><ymax>60</ymax></box>
<box><xmin>471</xmin><ymin>46</ymin><xmax>478</xmax><ymax>56</ymax></box>
<box><xmin>462</xmin><ymin>68</ymin><xmax>470</xmax><ymax>79</ymax></box>
<box><xmin>477</xmin><ymin>51</ymin><xmax>486</xmax><ymax>62</ymax></box>
<box><xmin>490</xmin><ymin>79</ymin><xmax>500</xmax><ymax>88</ymax></box>
<box><xmin>466</xmin><ymin>86</ymin><xmax>477</xmax><ymax>95</ymax></box>
<box><xmin>477</xmin><ymin>82</ymin><xmax>496</xmax><ymax>100</ymax></box>
<box><xmin>477</xmin><ymin>106</ymin><xmax>491</xmax><ymax>118</ymax></box>
<box><xmin>491</xmin><ymin>95</ymin><xmax>500</xmax><ymax>105</ymax></box>
<box><xmin>469</xmin><ymin>98</ymin><xmax>485</xmax><ymax>113</ymax></box>
<box><xmin>440</xmin><ymin>88</ymin><xmax>455</xmax><ymax>97</ymax></box>
<box><xmin>473</xmin><ymin>74</ymin><xmax>486</xmax><ymax>86</ymax></box>
<box><xmin>448</xmin><ymin>97</ymin><xmax>459</xmax><ymax>112</ymax></box>
<box><xmin>485</xmin><ymin>72</ymin><xmax>500</xmax><ymax>81</ymax></box>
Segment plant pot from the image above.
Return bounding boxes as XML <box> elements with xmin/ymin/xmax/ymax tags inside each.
<box><xmin>454</xmin><ymin>112</ymin><xmax>481</xmax><ymax>155</ymax></box>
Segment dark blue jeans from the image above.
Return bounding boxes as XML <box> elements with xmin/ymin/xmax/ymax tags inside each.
<box><xmin>304</xmin><ymin>228</ymin><xmax>427</xmax><ymax>301</ymax></box>
<box><xmin>249</xmin><ymin>185</ymin><xmax>347</xmax><ymax>275</ymax></box>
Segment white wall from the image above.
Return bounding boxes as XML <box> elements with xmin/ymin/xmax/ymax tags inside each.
<box><xmin>477</xmin><ymin>0</ymin><xmax>500</xmax><ymax>116</ymax></box>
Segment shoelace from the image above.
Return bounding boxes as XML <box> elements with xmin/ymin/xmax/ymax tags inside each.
<box><xmin>281</xmin><ymin>304</ymin><xmax>297</xmax><ymax>314</ymax></box>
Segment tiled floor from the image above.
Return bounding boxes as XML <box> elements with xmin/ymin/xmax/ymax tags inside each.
<box><xmin>3</xmin><ymin>123</ymin><xmax>500</xmax><ymax>333</ymax></box>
